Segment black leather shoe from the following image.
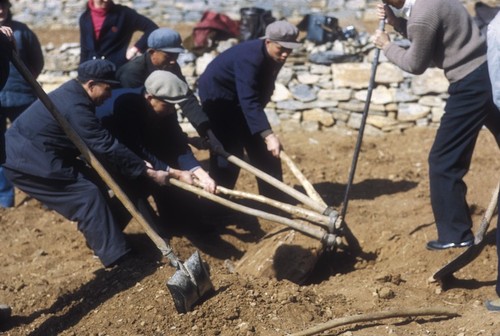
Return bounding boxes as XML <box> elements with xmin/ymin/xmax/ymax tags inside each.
<box><xmin>426</xmin><ymin>239</ymin><xmax>474</xmax><ymax>250</ymax></box>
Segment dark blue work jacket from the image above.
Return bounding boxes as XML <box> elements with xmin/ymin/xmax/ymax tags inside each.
<box><xmin>3</xmin><ymin>79</ymin><xmax>146</xmax><ymax>181</ymax></box>
<box><xmin>197</xmin><ymin>39</ymin><xmax>283</xmax><ymax>135</ymax></box>
<box><xmin>99</xmin><ymin>89</ymin><xmax>200</xmax><ymax>172</ymax></box>
<box><xmin>116</xmin><ymin>54</ymin><xmax>211</xmax><ymax>136</ymax></box>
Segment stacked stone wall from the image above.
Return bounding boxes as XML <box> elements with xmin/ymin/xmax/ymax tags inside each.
<box><xmin>12</xmin><ymin>0</ymin><xmax>494</xmax><ymax>135</ymax></box>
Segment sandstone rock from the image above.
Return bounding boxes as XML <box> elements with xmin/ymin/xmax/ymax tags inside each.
<box><xmin>303</xmin><ymin>108</ymin><xmax>335</xmax><ymax>127</ymax></box>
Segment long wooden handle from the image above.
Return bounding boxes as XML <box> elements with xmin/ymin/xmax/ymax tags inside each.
<box><xmin>169</xmin><ymin>178</ymin><xmax>334</xmax><ymax>244</ymax></box>
<box><xmin>224</xmin><ymin>153</ymin><xmax>328</xmax><ymax>214</ymax></box>
<box><xmin>215</xmin><ymin>185</ymin><xmax>332</xmax><ymax>229</ymax></box>
<box><xmin>10</xmin><ymin>50</ymin><xmax>174</xmax><ymax>258</ymax></box>
<box><xmin>280</xmin><ymin>151</ymin><xmax>327</xmax><ymax>208</ymax></box>
<box><xmin>474</xmin><ymin>181</ymin><xmax>500</xmax><ymax>244</ymax></box>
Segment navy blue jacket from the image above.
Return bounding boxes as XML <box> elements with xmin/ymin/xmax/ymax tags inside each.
<box><xmin>0</xmin><ymin>19</ymin><xmax>44</xmax><ymax>108</ymax></box>
<box><xmin>197</xmin><ymin>39</ymin><xmax>283</xmax><ymax>135</ymax></box>
<box><xmin>79</xmin><ymin>4</ymin><xmax>158</xmax><ymax>67</ymax></box>
<box><xmin>116</xmin><ymin>54</ymin><xmax>211</xmax><ymax>136</ymax></box>
<box><xmin>99</xmin><ymin>89</ymin><xmax>200</xmax><ymax>172</ymax></box>
<box><xmin>3</xmin><ymin>80</ymin><xmax>146</xmax><ymax>181</ymax></box>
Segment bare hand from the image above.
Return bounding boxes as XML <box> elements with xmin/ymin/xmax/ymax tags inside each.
<box><xmin>126</xmin><ymin>46</ymin><xmax>140</xmax><ymax>60</ymax></box>
<box><xmin>145</xmin><ymin>167</ymin><xmax>169</xmax><ymax>186</ymax></box>
<box><xmin>169</xmin><ymin>168</ymin><xmax>194</xmax><ymax>185</ymax></box>
<box><xmin>265</xmin><ymin>133</ymin><xmax>281</xmax><ymax>158</ymax></box>
<box><xmin>0</xmin><ymin>26</ymin><xmax>13</xmax><ymax>40</ymax></box>
<box><xmin>371</xmin><ymin>30</ymin><xmax>391</xmax><ymax>49</ymax></box>
<box><xmin>191</xmin><ymin>168</ymin><xmax>217</xmax><ymax>194</ymax></box>
<box><xmin>376</xmin><ymin>3</ymin><xmax>396</xmax><ymax>27</ymax></box>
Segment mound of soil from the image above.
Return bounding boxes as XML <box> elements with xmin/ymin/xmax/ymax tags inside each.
<box><xmin>1</xmin><ymin>127</ymin><xmax>500</xmax><ymax>336</ymax></box>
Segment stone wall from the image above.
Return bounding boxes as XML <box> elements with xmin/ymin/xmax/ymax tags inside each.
<box><xmin>15</xmin><ymin>0</ymin><xmax>490</xmax><ymax>135</ymax></box>
<box><xmin>38</xmin><ymin>37</ymin><xmax>449</xmax><ymax>136</ymax></box>
<box><xmin>11</xmin><ymin>0</ymin><xmax>489</xmax><ymax>29</ymax></box>
<box><xmin>9</xmin><ymin>0</ymin><xmax>397</xmax><ymax>28</ymax></box>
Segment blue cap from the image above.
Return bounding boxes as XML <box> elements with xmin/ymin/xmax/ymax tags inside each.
<box><xmin>147</xmin><ymin>28</ymin><xmax>185</xmax><ymax>53</ymax></box>
<box><xmin>77</xmin><ymin>59</ymin><xmax>121</xmax><ymax>86</ymax></box>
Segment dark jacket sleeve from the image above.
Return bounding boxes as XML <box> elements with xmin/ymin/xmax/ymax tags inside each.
<box><xmin>103</xmin><ymin>93</ymin><xmax>169</xmax><ymax>171</ymax></box>
<box><xmin>115</xmin><ymin>54</ymin><xmax>149</xmax><ymax>88</ymax></box>
<box><xmin>178</xmin><ymin>91</ymin><xmax>211</xmax><ymax>136</ymax></box>
<box><xmin>169</xmin><ymin>63</ymin><xmax>211</xmax><ymax>136</ymax></box>
<box><xmin>63</xmin><ymin>93</ymin><xmax>146</xmax><ymax>178</ymax></box>
<box><xmin>20</xmin><ymin>22</ymin><xmax>44</xmax><ymax>78</ymax></box>
<box><xmin>78</xmin><ymin>10</ymin><xmax>93</xmax><ymax>64</ymax></box>
<box><xmin>126</xmin><ymin>7</ymin><xmax>158</xmax><ymax>53</ymax></box>
<box><xmin>233</xmin><ymin>44</ymin><xmax>272</xmax><ymax>135</ymax></box>
<box><xmin>3</xmin><ymin>80</ymin><xmax>146</xmax><ymax>180</ymax></box>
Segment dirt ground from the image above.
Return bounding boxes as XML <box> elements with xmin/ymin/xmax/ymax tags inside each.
<box><xmin>1</xmin><ymin>125</ymin><xmax>500</xmax><ymax>336</ymax></box>
<box><xmin>2</xmin><ymin>26</ymin><xmax>500</xmax><ymax>335</ymax></box>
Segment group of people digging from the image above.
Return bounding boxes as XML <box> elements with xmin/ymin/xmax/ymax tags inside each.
<box><xmin>1</xmin><ymin>0</ymin><xmax>500</xmax><ymax>327</ymax></box>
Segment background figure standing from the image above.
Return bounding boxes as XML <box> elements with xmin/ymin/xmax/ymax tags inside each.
<box><xmin>486</xmin><ymin>11</ymin><xmax>500</xmax><ymax>312</ymax></box>
<box><xmin>372</xmin><ymin>0</ymin><xmax>500</xmax><ymax>251</ymax></box>
<box><xmin>0</xmin><ymin>0</ymin><xmax>44</xmax><ymax>208</ymax></box>
<box><xmin>197</xmin><ymin>20</ymin><xmax>301</xmax><ymax>200</ymax></box>
<box><xmin>79</xmin><ymin>0</ymin><xmax>158</xmax><ymax>68</ymax></box>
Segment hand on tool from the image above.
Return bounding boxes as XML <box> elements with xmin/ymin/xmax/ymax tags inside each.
<box><xmin>191</xmin><ymin>167</ymin><xmax>217</xmax><ymax>194</ymax></box>
<box><xmin>205</xmin><ymin>129</ymin><xmax>224</xmax><ymax>153</ymax></box>
<box><xmin>376</xmin><ymin>3</ymin><xmax>397</xmax><ymax>27</ymax></box>
<box><xmin>168</xmin><ymin>168</ymin><xmax>194</xmax><ymax>185</ymax></box>
<box><xmin>264</xmin><ymin>133</ymin><xmax>281</xmax><ymax>158</ymax></box>
<box><xmin>371</xmin><ymin>30</ymin><xmax>391</xmax><ymax>50</ymax></box>
<box><xmin>0</xmin><ymin>26</ymin><xmax>13</xmax><ymax>40</ymax></box>
<box><xmin>126</xmin><ymin>46</ymin><xmax>140</xmax><ymax>60</ymax></box>
<box><xmin>145</xmin><ymin>166</ymin><xmax>170</xmax><ymax>186</ymax></box>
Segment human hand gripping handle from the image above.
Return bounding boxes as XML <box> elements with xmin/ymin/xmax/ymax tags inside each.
<box><xmin>265</xmin><ymin>133</ymin><xmax>281</xmax><ymax>158</ymax></box>
<box><xmin>206</xmin><ymin>129</ymin><xmax>224</xmax><ymax>153</ymax></box>
<box><xmin>191</xmin><ymin>168</ymin><xmax>217</xmax><ymax>194</ymax></box>
<box><xmin>371</xmin><ymin>4</ymin><xmax>390</xmax><ymax>50</ymax></box>
<box><xmin>145</xmin><ymin>162</ymin><xmax>170</xmax><ymax>186</ymax></box>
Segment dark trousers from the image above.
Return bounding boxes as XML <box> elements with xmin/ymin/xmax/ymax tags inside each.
<box><xmin>497</xmin><ymin>204</ymin><xmax>500</xmax><ymax>297</ymax></box>
<box><xmin>429</xmin><ymin>62</ymin><xmax>500</xmax><ymax>243</ymax></box>
<box><xmin>2</xmin><ymin>166</ymin><xmax>148</xmax><ymax>267</ymax></box>
<box><xmin>203</xmin><ymin>100</ymin><xmax>284</xmax><ymax>200</ymax></box>
<box><xmin>0</xmin><ymin>105</ymin><xmax>30</xmax><ymax>207</ymax></box>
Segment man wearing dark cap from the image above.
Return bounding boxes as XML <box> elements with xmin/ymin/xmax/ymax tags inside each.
<box><xmin>116</xmin><ymin>27</ymin><xmax>221</xmax><ymax>149</ymax></box>
<box><xmin>198</xmin><ymin>20</ymin><xmax>301</xmax><ymax>199</ymax></box>
<box><xmin>2</xmin><ymin>59</ymin><xmax>173</xmax><ymax>268</ymax></box>
<box><xmin>101</xmin><ymin>70</ymin><xmax>216</xmax><ymax>226</ymax></box>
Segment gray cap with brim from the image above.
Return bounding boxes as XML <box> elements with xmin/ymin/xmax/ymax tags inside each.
<box><xmin>145</xmin><ymin>70</ymin><xmax>189</xmax><ymax>104</ymax></box>
<box><xmin>261</xmin><ymin>20</ymin><xmax>301</xmax><ymax>49</ymax></box>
